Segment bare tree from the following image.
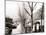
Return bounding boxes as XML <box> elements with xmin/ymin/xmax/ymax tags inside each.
<box><xmin>18</xmin><ymin>2</ymin><xmax>44</xmax><ymax>33</ymax></box>
<box><xmin>23</xmin><ymin>2</ymin><xmax>44</xmax><ymax>32</ymax></box>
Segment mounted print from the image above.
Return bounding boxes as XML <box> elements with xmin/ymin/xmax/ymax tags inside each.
<box><xmin>5</xmin><ymin>0</ymin><xmax>44</xmax><ymax>35</ymax></box>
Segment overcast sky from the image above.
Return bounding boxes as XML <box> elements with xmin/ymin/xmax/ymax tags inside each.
<box><xmin>6</xmin><ymin>1</ymin><xmax>43</xmax><ymax>20</ymax></box>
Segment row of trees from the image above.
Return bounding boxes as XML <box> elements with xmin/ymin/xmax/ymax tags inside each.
<box><xmin>18</xmin><ymin>2</ymin><xmax>44</xmax><ymax>32</ymax></box>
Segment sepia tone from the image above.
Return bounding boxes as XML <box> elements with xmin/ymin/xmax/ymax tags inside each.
<box><xmin>5</xmin><ymin>1</ymin><xmax>44</xmax><ymax>35</ymax></box>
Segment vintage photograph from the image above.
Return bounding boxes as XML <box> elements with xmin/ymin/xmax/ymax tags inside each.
<box><xmin>5</xmin><ymin>0</ymin><xmax>44</xmax><ymax>35</ymax></box>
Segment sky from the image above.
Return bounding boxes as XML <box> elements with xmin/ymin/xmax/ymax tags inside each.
<box><xmin>6</xmin><ymin>1</ymin><xmax>43</xmax><ymax>20</ymax></box>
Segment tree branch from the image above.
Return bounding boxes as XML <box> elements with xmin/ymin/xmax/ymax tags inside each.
<box><xmin>24</xmin><ymin>8</ymin><xmax>31</xmax><ymax>16</ymax></box>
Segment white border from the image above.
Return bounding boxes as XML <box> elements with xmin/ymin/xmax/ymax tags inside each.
<box><xmin>0</xmin><ymin>0</ymin><xmax>46</xmax><ymax>35</ymax></box>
